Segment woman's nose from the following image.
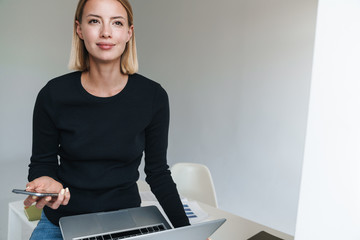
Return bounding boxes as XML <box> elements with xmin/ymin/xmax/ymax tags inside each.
<box><xmin>100</xmin><ymin>24</ymin><xmax>112</xmax><ymax>38</ymax></box>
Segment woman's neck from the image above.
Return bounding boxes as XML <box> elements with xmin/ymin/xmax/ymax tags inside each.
<box><xmin>82</xmin><ymin>60</ymin><xmax>128</xmax><ymax>97</ymax></box>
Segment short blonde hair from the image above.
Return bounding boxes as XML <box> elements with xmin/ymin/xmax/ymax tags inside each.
<box><xmin>68</xmin><ymin>0</ymin><xmax>138</xmax><ymax>74</ymax></box>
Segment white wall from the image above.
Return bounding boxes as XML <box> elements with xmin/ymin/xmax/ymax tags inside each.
<box><xmin>0</xmin><ymin>0</ymin><xmax>318</xmax><ymax>238</ymax></box>
<box><xmin>295</xmin><ymin>0</ymin><xmax>360</xmax><ymax>239</ymax></box>
<box><xmin>132</xmin><ymin>0</ymin><xmax>317</xmax><ymax>235</ymax></box>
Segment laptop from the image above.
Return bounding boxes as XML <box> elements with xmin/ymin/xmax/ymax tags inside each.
<box><xmin>59</xmin><ymin>205</ymin><xmax>226</xmax><ymax>240</ymax></box>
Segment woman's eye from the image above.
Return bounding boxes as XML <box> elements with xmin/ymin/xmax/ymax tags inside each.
<box><xmin>114</xmin><ymin>21</ymin><xmax>123</xmax><ymax>26</ymax></box>
<box><xmin>89</xmin><ymin>19</ymin><xmax>99</xmax><ymax>24</ymax></box>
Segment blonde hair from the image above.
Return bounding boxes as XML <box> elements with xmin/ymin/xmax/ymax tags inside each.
<box><xmin>68</xmin><ymin>0</ymin><xmax>138</xmax><ymax>74</ymax></box>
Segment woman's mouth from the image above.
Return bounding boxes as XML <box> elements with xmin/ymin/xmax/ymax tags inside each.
<box><xmin>97</xmin><ymin>43</ymin><xmax>115</xmax><ymax>50</ymax></box>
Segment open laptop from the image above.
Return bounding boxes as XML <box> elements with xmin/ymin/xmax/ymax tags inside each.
<box><xmin>59</xmin><ymin>205</ymin><xmax>226</xmax><ymax>240</ymax></box>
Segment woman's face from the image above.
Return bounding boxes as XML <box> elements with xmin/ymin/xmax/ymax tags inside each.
<box><xmin>76</xmin><ymin>0</ymin><xmax>133</xmax><ymax>65</ymax></box>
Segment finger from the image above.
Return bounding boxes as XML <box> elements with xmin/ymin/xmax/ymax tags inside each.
<box><xmin>45</xmin><ymin>196</ymin><xmax>52</xmax><ymax>202</ymax></box>
<box><xmin>35</xmin><ymin>198</ymin><xmax>48</xmax><ymax>209</ymax></box>
<box><xmin>62</xmin><ymin>188</ymin><xmax>71</xmax><ymax>206</ymax></box>
<box><xmin>26</xmin><ymin>180</ymin><xmax>45</xmax><ymax>193</ymax></box>
<box><xmin>49</xmin><ymin>189</ymin><xmax>65</xmax><ymax>209</ymax></box>
<box><xmin>44</xmin><ymin>196</ymin><xmax>55</xmax><ymax>208</ymax></box>
<box><xmin>24</xmin><ymin>195</ymin><xmax>37</xmax><ymax>207</ymax></box>
<box><xmin>26</xmin><ymin>182</ymin><xmax>35</xmax><ymax>191</ymax></box>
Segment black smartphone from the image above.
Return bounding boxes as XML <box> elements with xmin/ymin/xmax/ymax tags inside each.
<box><xmin>12</xmin><ymin>189</ymin><xmax>59</xmax><ymax>197</ymax></box>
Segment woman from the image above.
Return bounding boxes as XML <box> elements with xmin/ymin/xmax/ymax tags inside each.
<box><xmin>24</xmin><ymin>0</ymin><xmax>190</xmax><ymax>239</ymax></box>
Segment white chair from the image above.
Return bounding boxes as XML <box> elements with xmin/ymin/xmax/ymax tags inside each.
<box><xmin>137</xmin><ymin>180</ymin><xmax>151</xmax><ymax>192</ymax></box>
<box><xmin>171</xmin><ymin>162</ymin><xmax>218</xmax><ymax>208</ymax></box>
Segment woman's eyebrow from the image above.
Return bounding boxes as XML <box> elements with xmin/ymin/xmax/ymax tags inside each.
<box><xmin>86</xmin><ymin>14</ymin><xmax>126</xmax><ymax>20</ymax></box>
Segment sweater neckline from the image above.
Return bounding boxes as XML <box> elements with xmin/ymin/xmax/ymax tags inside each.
<box><xmin>76</xmin><ymin>71</ymin><xmax>132</xmax><ymax>102</ymax></box>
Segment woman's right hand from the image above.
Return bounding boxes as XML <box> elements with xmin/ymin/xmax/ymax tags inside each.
<box><xmin>23</xmin><ymin>176</ymin><xmax>70</xmax><ymax>210</ymax></box>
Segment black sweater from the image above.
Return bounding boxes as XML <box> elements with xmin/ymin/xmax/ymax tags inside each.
<box><xmin>28</xmin><ymin>71</ymin><xmax>189</xmax><ymax>227</ymax></box>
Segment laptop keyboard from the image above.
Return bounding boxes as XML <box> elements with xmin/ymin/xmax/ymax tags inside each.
<box><xmin>77</xmin><ymin>224</ymin><xmax>166</xmax><ymax>240</ymax></box>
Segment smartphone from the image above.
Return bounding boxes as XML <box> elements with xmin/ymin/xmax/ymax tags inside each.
<box><xmin>12</xmin><ymin>189</ymin><xmax>59</xmax><ymax>197</ymax></box>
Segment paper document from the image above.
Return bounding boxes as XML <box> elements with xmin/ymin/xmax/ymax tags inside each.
<box><xmin>181</xmin><ymin>199</ymin><xmax>209</xmax><ymax>224</ymax></box>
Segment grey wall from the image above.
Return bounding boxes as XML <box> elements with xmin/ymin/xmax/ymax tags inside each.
<box><xmin>0</xmin><ymin>0</ymin><xmax>317</xmax><ymax>238</ymax></box>
<box><xmin>0</xmin><ymin>1</ymin><xmax>78</xmax><ymax>238</ymax></box>
<box><xmin>132</xmin><ymin>0</ymin><xmax>317</xmax><ymax>235</ymax></box>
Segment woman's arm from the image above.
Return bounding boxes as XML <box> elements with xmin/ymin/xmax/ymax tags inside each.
<box><xmin>144</xmin><ymin>85</ymin><xmax>190</xmax><ymax>228</ymax></box>
<box><xmin>28</xmin><ymin>85</ymin><xmax>60</xmax><ymax>181</ymax></box>
<box><xmin>26</xmin><ymin>84</ymin><xmax>70</xmax><ymax>209</ymax></box>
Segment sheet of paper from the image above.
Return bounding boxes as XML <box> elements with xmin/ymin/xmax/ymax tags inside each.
<box><xmin>181</xmin><ymin>198</ymin><xmax>209</xmax><ymax>224</ymax></box>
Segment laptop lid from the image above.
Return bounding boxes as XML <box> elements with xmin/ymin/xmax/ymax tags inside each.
<box><xmin>59</xmin><ymin>205</ymin><xmax>226</xmax><ymax>240</ymax></box>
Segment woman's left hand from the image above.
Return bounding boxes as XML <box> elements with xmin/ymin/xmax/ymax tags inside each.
<box><xmin>24</xmin><ymin>176</ymin><xmax>71</xmax><ymax>209</ymax></box>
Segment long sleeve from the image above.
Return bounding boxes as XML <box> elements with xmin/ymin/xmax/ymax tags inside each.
<box><xmin>144</xmin><ymin>85</ymin><xmax>190</xmax><ymax>228</ymax></box>
<box><xmin>28</xmin><ymin>84</ymin><xmax>60</xmax><ymax>182</ymax></box>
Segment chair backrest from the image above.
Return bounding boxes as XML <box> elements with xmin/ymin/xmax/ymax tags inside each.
<box><xmin>171</xmin><ymin>162</ymin><xmax>218</xmax><ymax>208</ymax></box>
<box><xmin>137</xmin><ymin>180</ymin><xmax>151</xmax><ymax>192</ymax></box>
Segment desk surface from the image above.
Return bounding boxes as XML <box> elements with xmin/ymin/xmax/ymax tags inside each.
<box><xmin>9</xmin><ymin>199</ymin><xmax>293</xmax><ymax>240</ymax></box>
<box><xmin>198</xmin><ymin>202</ymin><xmax>293</xmax><ymax>240</ymax></box>
<box><xmin>9</xmin><ymin>201</ymin><xmax>39</xmax><ymax>228</ymax></box>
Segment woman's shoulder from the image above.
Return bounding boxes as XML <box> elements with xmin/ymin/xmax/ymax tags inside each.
<box><xmin>130</xmin><ymin>74</ymin><xmax>168</xmax><ymax>107</ymax></box>
<box><xmin>45</xmin><ymin>71</ymin><xmax>81</xmax><ymax>88</ymax></box>
<box><xmin>40</xmin><ymin>71</ymin><xmax>81</xmax><ymax>94</ymax></box>
<box><xmin>130</xmin><ymin>73</ymin><xmax>166</xmax><ymax>94</ymax></box>
<box><xmin>37</xmin><ymin>71</ymin><xmax>81</xmax><ymax>100</ymax></box>
<box><xmin>130</xmin><ymin>73</ymin><xmax>162</xmax><ymax>87</ymax></box>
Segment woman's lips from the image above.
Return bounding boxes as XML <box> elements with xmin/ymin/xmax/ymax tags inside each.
<box><xmin>97</xmin><ymin>43</ymin><xmax>115</xmax><ymax>50</ymax></box>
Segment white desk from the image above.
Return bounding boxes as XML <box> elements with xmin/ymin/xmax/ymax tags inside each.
<box><xmin>198</xmin><ymin>202</ymin><xmax>293</xmax><ymax>240</ymax></box>
<box><xmin>8</xmin><ymin>201</ymin><xmax>39</xmax><ymax>240</ymax></box>
<box><xmin>8</xmin><ymin>200</ymin><xmax>293</xmax><ymax>240</ymax></box>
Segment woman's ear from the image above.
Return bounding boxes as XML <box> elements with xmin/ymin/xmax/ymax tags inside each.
<box><xmin>76</xmin><ymin>20</ymin><xmax>84</xmax><ymax>39</ymax></box>
<box><xmin>127</xmin><ymin>25</ymin><xmax>134</xmax><ymax>42</ymax></box>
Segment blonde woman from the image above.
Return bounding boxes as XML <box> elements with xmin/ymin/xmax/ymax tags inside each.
<box><xmin>24</xmin><ymin>0</ymin><xmax>189</xmax><ymax>238</ymax></box>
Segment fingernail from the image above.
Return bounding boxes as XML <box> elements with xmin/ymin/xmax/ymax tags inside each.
<box><xmin>65</xmin><ymin>187</ymin><xmax>69</xmax><ymax>193</ymax></box>
<box><xmin>26</xmin><ymin>186</ymin><xmax>30</xmax><ymax>189</ymax></box>
<box><xmin>32</xmin><ymin>196</ymin><xmax>37</xmax><ymax>200</ymax></box>
<box><xmin>45</xmin><ymin>197</ymin><xmax>51</xmax><ymax>202</ymax></box>
<box><xmin>60</xmin><ymin>189</ymin><xmax>65</xmax><ymax>195</ymax></box>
